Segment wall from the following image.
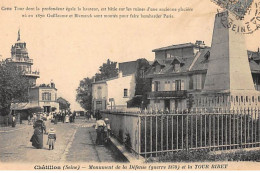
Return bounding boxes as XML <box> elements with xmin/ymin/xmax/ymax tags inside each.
<box><xmin>92</xmin><ymin>82</ymin><xmax>107</xmax><ymax>100</ymax></box>
<box><xmin>155</xmin><ymin>47</ymin><xmax>195</xmax><ymax>60</ymax></box>
<box><xmin>101</xmin><ymin>111</ymin><xmax>140</xmax><ymax>154</ymax></box>
<box><xmin>107</xmin><ymin>75</ymin><xmax>135</xmax><ymax>108</ymax></box>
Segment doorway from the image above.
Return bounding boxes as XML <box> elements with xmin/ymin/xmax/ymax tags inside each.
<box><xmin>164</xmin><ymin>99</ymin><xmax>170</xmax><ymax>111</ymax></box>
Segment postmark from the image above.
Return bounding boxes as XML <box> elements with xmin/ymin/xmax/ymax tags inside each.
<box><xmin>211</xmin><ymin>0</ymin><xmax>254</xmax><ymax>19</ymax></box>
<box><xmin>213</xmin><ymin>0</ymin><xmax>260</xmax><ymax>34</ymax></box>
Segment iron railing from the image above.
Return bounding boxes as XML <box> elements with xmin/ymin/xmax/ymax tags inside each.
<box><xmin>102</xmin><ymin>108</ymin><xmax>260</xmax><ymax>159</ymax></box>
<box><xmin>147</xmin><ymin>90</ymin><xmax>187</xmax><ymax>99</ymax></box>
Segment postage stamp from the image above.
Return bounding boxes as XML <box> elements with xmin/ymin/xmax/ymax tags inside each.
<box><xmin>213</xmin><ymin>0</ymin><xmax>260</xmax><ymax>34</ymax></box>
<box><xmin>211</xmin><ymin>0</ymin><xmax>254</xmax><ymax>19</ymax></box>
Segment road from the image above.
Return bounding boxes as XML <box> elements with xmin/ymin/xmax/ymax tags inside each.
<box><xmin>0</xmin><ymin>118</ymin><xmax>124</xmax><ymax>163</ymax></box>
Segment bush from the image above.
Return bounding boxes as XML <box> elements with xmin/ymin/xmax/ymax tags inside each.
<box><xmin>148</xmin><ymin>149</ymin><xmax>260</xmax><ymax>162</ymax></box>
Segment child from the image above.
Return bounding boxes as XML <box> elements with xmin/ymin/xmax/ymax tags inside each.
<box><xmin>47</xmin><ymin>128</ymin><xmax>56</xmax><ymax>150</ymax></box>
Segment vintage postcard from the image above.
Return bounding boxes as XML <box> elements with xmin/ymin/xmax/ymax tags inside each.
<box><xmin>0</xmin><ymin>0</ymin><xmax>260</xmax><ymax>171</ymax></box>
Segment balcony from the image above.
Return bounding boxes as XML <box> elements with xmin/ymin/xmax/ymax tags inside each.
<box><xmin>6</xmin><ymin>58</ymin><xmax>33</xmax><ymax>64</ymax></box>
<box><xmin>147</xmin><ymin>90</ymin><xmax>187</xmax><ymax>99</ymax></box>
<box><xmin>24</xmin><ymin>71</ymin><xmax>40</xmax><ymax>77</ymax></box>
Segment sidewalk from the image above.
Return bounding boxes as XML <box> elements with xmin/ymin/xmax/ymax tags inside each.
<box><xmin>0</xmin><ymin>120</ymin><xmax>31</xmax><ymax>133</ymax></box>
<box><xmin>65</xmin><ymin>120</ymin><xmax>126</xmax><ymax>162</ymax></box>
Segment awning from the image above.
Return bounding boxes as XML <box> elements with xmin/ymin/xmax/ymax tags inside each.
<box><xmin>10</xmin><ymin>102</ymin><xmax>41</xmax><ymax>111</ymax></box>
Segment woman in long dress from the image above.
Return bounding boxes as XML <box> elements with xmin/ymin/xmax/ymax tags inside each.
<box><xmin>30</xmin><ymin>116</ymin><xmax>46</xmax><ymax>149</ymax></box>
<box><xmin>65</xmin><ymin>114</ymin><xmax>70</xmax><ymax>123</ymax></box>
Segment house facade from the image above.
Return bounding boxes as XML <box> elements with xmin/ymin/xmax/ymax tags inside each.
<box><xmin>146</xmin><ymin>42</ymin><xmax>260</xmax><ymax>111</ymax></box>
<box><xmin>29</xmin><ymin>81</ymin><xmax>59</xmax><ymax>113</ymax></box>
<box><xmin>146</xmin><ymin>41</ymin><xmax>208</xmax><ymax>111</ymax></box>
<box><xmin>92</xmin><ymin>80</ymin><xmax>107</xmax><ymax>112</ymax></box>
<box><xmin>92</xmin><ymin>59</ymin><xmax>150</xmax><ymax>113</ymax></box>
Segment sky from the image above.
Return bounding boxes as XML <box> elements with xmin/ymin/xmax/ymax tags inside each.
<box><xmin>0</xmin><ymin>0</ymin><xmax>259</xmax><ymax>110</ymax></box>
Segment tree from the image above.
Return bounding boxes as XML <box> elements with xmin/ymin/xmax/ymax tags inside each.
<box><xmin>127</xmin><ymin>58</ymin><xmax>152</xmax><ymax>109</ymax></box>
<box><xmin>95</xmin><ymin>59</ymin><xmax>118</xmax><ymax>81</ymax></box>
<box><xmin>57</xmin><ymin>97</ymin><xmax>70</xmax><ymax>111</ymax></box>
<box><xmin>0</xmin><ymin>63</ymin><xmax>30</xmax><ymax>116</ymax></box>
<box><xmin>76</xmin><ymin>77</ymin><xmax>93</xmax><ymax>111</ymax></box>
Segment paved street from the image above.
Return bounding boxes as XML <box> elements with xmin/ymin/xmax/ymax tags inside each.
<box><xmin>0</xmin><ymin>118</ymin><xmax>123</xmax><ymax>163</ymax></box>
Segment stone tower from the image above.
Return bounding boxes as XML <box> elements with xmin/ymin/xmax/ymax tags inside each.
<box><xmin>6</xmin><ymin>29</ymin><xmax>40</xmax><ymax>86</ymax></box>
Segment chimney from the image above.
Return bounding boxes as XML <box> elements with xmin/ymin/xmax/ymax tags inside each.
<box><xmin>195</xmin><ymin>40</ymin><xmax>205</xmax><ymax>48</ymax></box>
<box><xmin>50</xmin><ymin>79</ymin><xmax>55</xmax><ymax>88</ymax></box>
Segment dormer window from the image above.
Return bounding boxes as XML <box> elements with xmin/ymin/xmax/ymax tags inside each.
<box><xmin>167</xmin><ymin>53</ymin><xmax>174</xmax><ymax>59</ymax></box>
<box><xmin>174</xmin><ymin>63</ymin><xmax>181</xmax><ymax>72</ymax></box>
<box><xmin>155</xmin><ymin>65</ymin><xmax>161</xmax><ymax>72</ymax></box>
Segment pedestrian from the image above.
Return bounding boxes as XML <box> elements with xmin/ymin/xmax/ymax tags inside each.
<box><xmin>12</xmin><ymin>115</ymin><xmax>16</xmax><ymax>128</ymax></box>
<box><xmin>30</xmin><ymin>115</ymin><xmax>46</xmax><ymax>149</ymax></box>
<box><xmin>47</xmin><ymin>128</ymin><xmax>56</xmax><ymax>150</ymax></box>
<box><xmin>62</xmin><ymin>113</ymin><xmax>65</xmax><ymax>123</ymax></box>
<box><xmin>95</xmin><ymin>116</ymin><xmax>106</xmax><ymax>145</ymax></box>
<box><xmin>54</xmin><ymin>113</ymin><xmax>58</xmax><ymax>125</ymax></box>
<box><xmin>32</xmin><ymin>113</ymin><xmax>37</xmax><ymax>124</ymax></box>
<box><xmin>28</xmin><ymin>115</ymin><xmax>31</xmax><ymax>125</ymax></box>
<box><xmin>65</xmin><ymin>114</ymin><xmax>69</xmax><ymax>123</ymax></box>
<box><xmin>18</xmin><ymin>113</ymin><xmax>22</xmax><ymax>124</ymax></box>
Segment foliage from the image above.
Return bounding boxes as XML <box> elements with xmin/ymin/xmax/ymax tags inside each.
<box><xmin>57</xmin><ymin>97</ymin><xmax>70</xmax><ymax>110</ymax></box>
<box><xmin>127</xmin><ymin>58</ymin><xmax>151</xmax><ymax>109</ymax></box>
<box><xmin>76</xmin><ymin>77</ymin><xmax>93</xmax><ymax>111</ymax></box>
<box><xmin>147</xmin><ymin>149</ymin><xmax>260</xmax><ymax>162</ymax></box>
<box><xmin>95</xmin><ymin>59</ymin><xmax>118</xmax><ymax>82</ymax></box>
<box><xmin>0</xmin><ymin>63</ymin><xmax>29</xmax><ymax>116</ymax></box>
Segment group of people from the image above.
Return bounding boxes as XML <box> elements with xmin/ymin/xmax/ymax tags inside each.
<box><xmin>52</xmin><ymin>111</ymin><xmax>76</xmax><ymax>124</ymax></box>
<box><xmin>30</xmin><ymin>115</ymin><xmax>57</xmax><ymax>150</ymax></box>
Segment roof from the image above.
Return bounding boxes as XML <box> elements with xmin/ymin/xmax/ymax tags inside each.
<box><xmin>92</xmin><ymin>76</ymin><xmax>118</xmax><ymax>84</ymax></box>
<box><xmin>146</xmin><ymin>47</ymin><xmax>260</xmax><ymax>77</ymax></box>
<box><xmin>152</xmin><ymin>42</ymin><xmax>195</xmax><ymax>52</ymax></box>
<box><xmin>118</xmin><ymin>61</ymin><xmax>138</xmax><ymax>76</ymax></box>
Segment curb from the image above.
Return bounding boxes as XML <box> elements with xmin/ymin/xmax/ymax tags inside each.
<box><xmin>109</xmin><ymin>136</ymin><xmax>145</xmax><ymax>163</ymax></box>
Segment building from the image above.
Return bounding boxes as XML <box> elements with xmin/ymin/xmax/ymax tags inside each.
<box><xmin>146</xmin><ymin>12</ymin><xmax>260</xmax><ymax>111</ymax></box>
<box><xmin>29</xmin><ymin>81</ymin><xmax>59</xmax><ymax>113</ymax></box>
<box><xmin>5</xmin><ymin>29</ymin><xmax>40</xmax><ymax>86</ymax></box>
<box><xmin>92</xmin><ymin>59</ymin><xmax>151</xmax><ymax>112</ymax></box>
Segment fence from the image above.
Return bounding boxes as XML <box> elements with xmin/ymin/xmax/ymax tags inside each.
<box><xmin>101</xmin><ymin>108</ymin><xmax>260</xmax><ymax>159</ymax></box>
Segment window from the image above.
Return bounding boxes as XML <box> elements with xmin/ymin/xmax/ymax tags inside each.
<box><xmin>189</xmin><ymin>76</ymin><xmax>193</xmax><ymax>90</ymax></box>
<box><xmin>175</xmin><ymin>80</ymin><xmax>181</xmax><ymax>91</ymax></box>
<box><xmin>42</xmin><ymin>92</ymin><xmax>51</xmax><ymax>101</ymax></box>
<box><xmin>97</xmin><ymin>86</ymin><xmax>102</xmax><ymax>99</ymax></box>
<box><xmin>124</xmin><ymin>89</ymin><xmax>128</xmax><ymax>97</ymax></box>
<box><xmin>154</xmin><ymin>81</ymin><xmax>160</xmax><ymax>91</ymax></box>
<box><xmin>165</xmin><ymin>81</ymin><xmax>170</xmax><ymax>91</ymax></box>
<box><xmin>174</xmin><ymin>63</ymin><xmax>181</xmax><ymax>72</ymax></box>
<box><xmin>167</xmin><ymin>53</ymin><xmax>173</xmax><ymax>58</ymax></box>
<box><xmin>155</xmin><ymin>65</ymin><xmax>161</xmax><ymax>73</ymax></box>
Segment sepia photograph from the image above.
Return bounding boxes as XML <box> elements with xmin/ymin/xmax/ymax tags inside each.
<box><xmin>0</xmin><ymin>0</ymin><xmax>260</xmax><ymax>171</ymax></box>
